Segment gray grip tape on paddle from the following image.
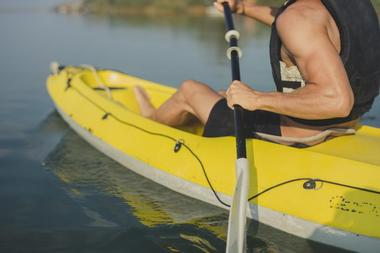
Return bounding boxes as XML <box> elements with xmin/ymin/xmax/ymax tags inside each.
<box><xmin>226</xmin><ymin>46</ymin><xmax>243</xmax><ymax>60</ymax></box>
<box><xmin>225</xmin><ymin>30</ymin><xmax>240</xmax><ymax>42</ymax></box>
<box><xmin>225</xmin><ymin>30</ymin><xmax>242</xmax><ymax>60</ymax></box>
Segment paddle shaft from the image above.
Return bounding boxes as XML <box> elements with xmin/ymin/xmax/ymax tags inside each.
<box><xmin>222</xmin><ymin>2</ymin><xmax>247</xmax><ymax>159</ymax></box>
<box><xmin>222</xmin><ymin>3</ymin><xmax>250</xmax><ymax>253</ymax></box>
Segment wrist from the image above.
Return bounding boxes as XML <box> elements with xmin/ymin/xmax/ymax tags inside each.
<box><xmin>250</xmin><ymin>90</ymin><xmax>274</xmax><ymax>111</ymax></box>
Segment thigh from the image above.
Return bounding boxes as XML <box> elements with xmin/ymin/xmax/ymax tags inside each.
<box><xmin>181</xmin><ymin>80</ymin><xmax>224</xmax><ymax>124</ymax></box>
<box><xmin>203</xmin><ymin>98</ymin><xmax>235</xmax><ymax>137</ymax></box>
<box><xmin>204</xmin><ymin>103</ymin><xmax>282</xmax><ymax>138</ymax></box>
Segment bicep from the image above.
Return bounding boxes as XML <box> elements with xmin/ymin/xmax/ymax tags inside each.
<box><xmin>277</xmin><ymin>14</ymin><xmax>352</xmax><ymax>99</ymax></box>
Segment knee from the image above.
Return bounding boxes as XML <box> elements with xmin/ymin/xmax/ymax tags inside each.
<box><xmin>179</xmin><ymin>80</ymin><xmax>203</xmax><ymax>99</ymax></box>
<box><xmin>180</xmin><ymin>80</ymin><xmax>196</xmax><ymax>93</ymax></box>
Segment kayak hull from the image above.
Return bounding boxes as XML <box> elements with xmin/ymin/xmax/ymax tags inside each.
<box><xmin>47</xmin><ymin>66</ymin><xmax>380</xmax><ymax>252</ymax></box>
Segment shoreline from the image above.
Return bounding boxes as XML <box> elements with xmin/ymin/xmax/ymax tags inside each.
<box><xmin>55</xmin><ymin>0</ymin><xmax>213</xmax><ymax>16</ymax></box>
<box><xmin>55</xmin><ymin>0</ymin><xmax>380</xmax><ymax>17</ymax></box>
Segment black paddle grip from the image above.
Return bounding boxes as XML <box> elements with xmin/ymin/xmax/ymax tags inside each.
<box><xmin>222</xmin><ymin>1</ymin><xmax>247</xmax><ymax>159</ymax></box>
<box><xmin>222</xmin><ymin>2</ymin><xmax>235</xmax><ymax>30</ymax></box>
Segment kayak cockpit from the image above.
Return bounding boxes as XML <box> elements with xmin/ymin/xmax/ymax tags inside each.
<box><xmin>79</xmin><ymin>69</ymin><xmax>205</xmax><ymax>135</ymax></box>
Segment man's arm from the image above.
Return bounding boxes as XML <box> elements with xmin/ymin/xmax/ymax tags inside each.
<box><xmin>226</xmin><ymin>6</ymin><xmax>354</xmax><ymax>120</ymax></box>
<box><xmin>241</xmin><ymin>3</ymin><xmax>278</xmax><ymax>26</ymax></box>
<box><xmin>214</xmin><ymin>0</ymin><xmax>278</xmax><ymax>26</ymax></box>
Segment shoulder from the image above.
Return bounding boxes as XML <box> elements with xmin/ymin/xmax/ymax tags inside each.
<box><xmin>275</xmin><ymin>1</ymin><xmax>333</xmax><ymax>57</ymax></box>
<box><xmin>276</xmin><ymin>0</ymin><xmax>329</xmax><ymax>34</ymax></box>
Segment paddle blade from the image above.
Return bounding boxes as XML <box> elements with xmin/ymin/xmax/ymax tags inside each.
<box><xmin>226</xmin><ymin>158</ymin><xmax>250</xmax><ymax>253</ymax></box>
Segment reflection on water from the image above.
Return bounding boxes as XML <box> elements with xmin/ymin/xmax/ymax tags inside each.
<box><xmin>44</xmin><ymin>121</ymin><xmax>227</xmax><ymax>252</ymax></box>
<box><xmin>37</xmin><ymin>113</ymin><xmax>349</xmax><ymax>253</ymax></box>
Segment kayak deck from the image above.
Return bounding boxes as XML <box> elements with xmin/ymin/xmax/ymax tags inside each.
<box><xmin>47</xmin><ymin>66</ymin><xmax>380</xmax><ymax>252</ymax></box>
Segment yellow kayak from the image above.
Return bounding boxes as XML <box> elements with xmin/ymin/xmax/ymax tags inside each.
<box><xmin>47</xmin><ymin>65</ymin><xmax>380</xmax><ymax>252</ymax></box>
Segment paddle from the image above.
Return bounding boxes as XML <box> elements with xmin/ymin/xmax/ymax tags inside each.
<box><xmin>222</xmin><ymin>2</ymin><xmax>250</xmax><ymax>253</ymax></box>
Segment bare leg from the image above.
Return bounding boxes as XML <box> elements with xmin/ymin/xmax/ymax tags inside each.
<box><xmin>133</xmin><ymin>86</ymin><xmax>155</xmax><ymax>118</ymax></box>
<box><xmin>134</xmin><ymin>80</ymin><xmax>223</xmax><ymax>126</ymax></box>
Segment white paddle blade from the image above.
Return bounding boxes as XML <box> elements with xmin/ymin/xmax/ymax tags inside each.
<box><xmin>226</xmin><ymin>158</ymin><xmax>250</xmax><ymax>253</ymax></box>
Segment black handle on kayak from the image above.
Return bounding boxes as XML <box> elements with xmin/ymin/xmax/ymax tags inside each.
<box><xmin>222</xmin><ymin>2</ymin><xmax>247</xmax><ymax>159</ymax></box>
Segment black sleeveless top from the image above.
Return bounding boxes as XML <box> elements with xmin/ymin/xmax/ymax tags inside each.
<box><xmin>270</xmin><ymin>0</ymin><xmax>380</xmax><ymax>126</ymax></box>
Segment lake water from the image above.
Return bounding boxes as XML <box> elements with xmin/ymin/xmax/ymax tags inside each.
<box><xmin>0</xmin><ymin>1</ymin><xmax>379</xmax><ymax>252</ymax></box>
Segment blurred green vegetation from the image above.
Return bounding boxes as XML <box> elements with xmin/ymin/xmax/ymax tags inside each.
<box><xmin>81</xmin><ymin>0</ymin><xmax>380</xmax><ymax>13</ymax></box>
<box><xmin>82</xmin><ymin>0</ymin><xmax>209</xmax><ymax>13</ymax></box>
<box><xmin>83</xmin><ymin>0</ymin><xmax>380</xmax><ymax>7</ymax></box>
<box><xmin>85</xmin><ymin>0</ymin><xmax>208</xmax><ymax>5</ymax></box>
<box><xmin>257</xmin><ymin>0</ymin><xmax>380</xmax><ymax>9</ymax></box>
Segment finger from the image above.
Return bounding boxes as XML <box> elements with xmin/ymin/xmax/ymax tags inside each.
<box><xmin>231</xmin><ymin>80</ymin><xmax>239</xmax><ymax>86</ymax></box>
<box><xmin>226</xmin><ymin>98</ymin><xmax>234</xmax><ymax>109</ymax></box>
<box><xmin>226</xmin><ymin>92</ymin><xmax>237</xmax><ymax>109</ymax></box>
<box><xmin>215</xmin><ymin>0</ymin><xmax>235</xmax><ymax>11</ymax></box>
<box><xmin>229</xmin><ymin>81</ymin><xmax>239</xmax><ymax>91</ymax></box>
<box><xmin>226</xmin><ymin>86</ymin><xmax>231</xmax><ymax>95</ymax></box>
<box><xmin>213</xmin><ymin>2</ymin><xmax>224</xmax><ymax>11</ymax></box>
<box><xmin>232</xmin><ymin>80</ymin><xmax>243</xmax><ymax>86</ymax></box>
<box><xmin>226</xmin><ymin>91</ymin><xmax>232</xmax><ymax>106</ymax></box>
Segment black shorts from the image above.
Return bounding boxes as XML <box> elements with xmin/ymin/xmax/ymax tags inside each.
<box><xmin>203</xmin><ymin>98</ymin><xmax>281</xmax><ymax>138</ymax></box>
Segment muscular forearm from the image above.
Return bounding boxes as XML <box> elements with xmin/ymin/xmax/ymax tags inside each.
<box><xmin>256</xmin><ymin>85</ymin><xmax>353</xmax><ymax>120</ymax></box>
<box><xmin>241</xmin><ymin>3</ymin><xmax>278</xmax><ymax>26</ymax></box>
